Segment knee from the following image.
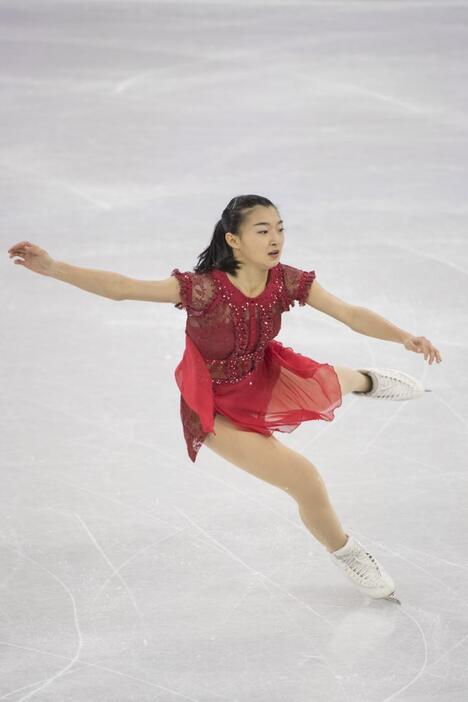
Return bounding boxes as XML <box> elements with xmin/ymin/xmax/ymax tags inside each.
<box><xmin>280</xmin><ymin>460</ymin><xmax>324</xmax><ymax>501</ymax></box>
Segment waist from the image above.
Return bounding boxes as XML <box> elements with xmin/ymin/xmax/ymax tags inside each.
<box><xmin>206</xmin><ymin>349</ymin><xmax>264</xmax><ymax>385</ymax></box>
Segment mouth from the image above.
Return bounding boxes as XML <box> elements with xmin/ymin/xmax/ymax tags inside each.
<box><xmin>268</xmin><ymin>250</ymin><xmax>280</xmax><ymax>258</ymax></box>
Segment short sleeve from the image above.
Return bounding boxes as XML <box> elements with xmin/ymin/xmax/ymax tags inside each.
<box><xmin>171</xmin><ymin>269</ymin><xmax>193</xmax><ymax>310</ymax></box>
<box><xmin>280</xmin><ymin>263</ymin><xmax>316</xmax><ymax>307</ymax></box>
<box><xmin>170</xmin><ymin>268</ymin><xmax>219</xmax><ymax>313</ymax></box>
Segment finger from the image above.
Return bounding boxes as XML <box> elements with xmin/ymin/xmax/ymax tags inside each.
<box><xmin>8</xmin><ymin>241</ymin><xmax>30</xmax><ymax>251</ymax></box>
<box><xmin>14</xmin><ymin>246</ymin><xmax>34</xmax><ymax>256</ymax></box>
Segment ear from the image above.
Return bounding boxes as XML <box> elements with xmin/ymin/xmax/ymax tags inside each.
<box><xmin>225</xmin><ymin>232</ymin><xmax>238</xmax><ymax>248</ymax></box>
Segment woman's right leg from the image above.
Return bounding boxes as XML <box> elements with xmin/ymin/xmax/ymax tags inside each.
<box><xmin>203</xmin><ymin>414</ymin><xmax>348</xmax><ymax>553</ymax></box>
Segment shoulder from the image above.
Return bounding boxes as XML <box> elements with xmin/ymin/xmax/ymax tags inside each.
<box><xmin>277</xmin><ymin>262</ymin><xmax>316</xmax><ymax>306</ymax></box>
<box><xmin>170</xmin><ymin>268</ymin><xmax>220</xmax><ymax>313</ymax></box>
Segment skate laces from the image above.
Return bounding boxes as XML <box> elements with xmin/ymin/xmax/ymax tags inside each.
<box><xmin>337</xmin><ymin>546</ymin><xmax>382</xmax><ymax>585</ymax></box>
<box><xmin>381</xmin><ymin>373</ymin><xmax>405</xmax><ymax>400</ymax></box>
<box><xmin>372</xmin><ymin>370</ymin><xmax>418</xmax><ymax>400</ymax></box>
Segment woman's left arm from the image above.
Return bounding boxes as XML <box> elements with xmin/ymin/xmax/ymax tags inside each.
<box><xmin>350</xmin><ymin>306</ymin><xmax>442</xmax><ymax>365</ymax></box>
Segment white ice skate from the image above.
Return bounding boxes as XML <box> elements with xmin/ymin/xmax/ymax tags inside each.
<box><xmin>329</xmin><ymin>535</ymin><xmax>401</xmax><ymax>603</ymax></box>
<box><xmin>352</xmin><ymin>368</ymin><xmax>428</xmax><ymax>401</ymax></box>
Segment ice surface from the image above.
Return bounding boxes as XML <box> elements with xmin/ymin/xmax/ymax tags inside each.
<box><xmin>2</xmin><ymin>1</ymin><xmax>468</xmax><ymax>700</ymax></box>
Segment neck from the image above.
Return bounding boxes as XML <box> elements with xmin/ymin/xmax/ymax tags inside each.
<box><xmin>226</xmin><ymin>263</ymin><xmax>271</xmax><ymax>296</ymax></box>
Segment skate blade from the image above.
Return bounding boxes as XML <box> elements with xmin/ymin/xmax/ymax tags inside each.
<box><xmin>384</xmin><ymin>592</ymin><xmax>401</xmax><ymax>605</ymax></box>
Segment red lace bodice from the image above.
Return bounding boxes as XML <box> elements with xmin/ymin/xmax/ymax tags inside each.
<box><xmin>170</xmin><ymin>262</ymin><xmax>317</xmax><ymax>461</ymax></box>
<box><xmin>171</xmin><ymin>263</ymin><xmax>315</xmax><ymax>383</ymax></box>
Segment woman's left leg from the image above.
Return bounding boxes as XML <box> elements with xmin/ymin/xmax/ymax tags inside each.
<box><xmin>333</xmin><ymin>366</ymin><xmax>372</xmax><ymax>396</ymax></box>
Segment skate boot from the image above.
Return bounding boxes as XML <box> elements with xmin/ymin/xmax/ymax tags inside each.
<box><xmin>352</xmin><ymin>368</ymin><xmax>427</xmax><ymax>400</ymax></box>
<box><xmin>329</xmin><ymin>534</ymin><xmax>401</xmax><ymax>603</ymax></box>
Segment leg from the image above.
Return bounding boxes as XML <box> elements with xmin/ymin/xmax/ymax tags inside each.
<box><xmin>204</xmin><ymin>414</ymin><xmax>348</xmax><ymax>553</ymax></box>
<box><xmin>333</xmin><ymin>366</ymin><xmax>372</xmax><ymax>396</ymax></box>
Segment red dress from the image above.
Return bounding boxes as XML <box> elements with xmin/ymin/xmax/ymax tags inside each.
<box><xmin>170</xmin><ymin>262</ymin><xmax>342</xmax><ymax>462</ymax></box>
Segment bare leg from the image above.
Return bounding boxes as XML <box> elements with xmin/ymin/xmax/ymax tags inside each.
<box><xmin>333</xmin><ymin>366</ymin><xmax>372</xmax><ymax>396</ymax></box>
<box><xmin>204</xmin><ymin>414</ymin><xmax>348</xmax><ymax>553</ymax></box>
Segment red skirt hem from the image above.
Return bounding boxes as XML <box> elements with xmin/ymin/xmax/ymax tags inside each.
<box><xmin>176</xmin><ymin>336</ymin><xmax>343</xmax><ymax>463</ymax></box>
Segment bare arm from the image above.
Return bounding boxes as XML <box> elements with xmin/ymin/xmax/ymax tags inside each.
<box><xmin>348</xmin><ymin>306</ymin><xmax>413</xmax><ymax>343</ymax></box>
<box><xmin>306</xmin><ymin>278</ymin><xmax>442</xmax><ymax>363</ymax></box>
<box><xmin>306</xmin><ymin>279</ymin><xmax>412</xmax><ymax>342</ymax></box>
<box><xmin>305</xmin><ymin>279</ymin><xmax>355</xmax><ymax>326</ymax></box>
<box><xmin>8</xmin><ymin>240</ymin><xmax>181</xmax><ymax>303</ymax></box>
<box><xmin>7</xmin><ymin>241</ymin><xmax>125</xmax><ymax>300</ymax></box>
<box><xmin>48</xmin><ymin>260</ymin><xmax>126</xmax><ymax>301</ymax></box>
<box><xmin>118</xmin><ymin>275</ymin><xmax>180</xmax><ymax>303</ymax></box>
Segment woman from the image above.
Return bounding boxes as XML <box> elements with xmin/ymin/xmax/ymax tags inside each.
<box><xmin>7</xmin><ymin>194</ymin><xmax>442</xmax><ymax>604</ymax></box>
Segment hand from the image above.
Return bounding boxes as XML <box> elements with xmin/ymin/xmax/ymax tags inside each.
<box><xmin>8</xmin><ymin>241</ymin><xmax>54</xmax><ymax>276</ymax></box>
<box><xmin>402</xmin><ymin>335</ymin><xmax>442</xmax><ymax>365</ymax></box>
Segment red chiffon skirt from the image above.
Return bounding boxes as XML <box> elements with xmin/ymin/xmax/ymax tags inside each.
<box><xmin>175</xmin><ymin>335</ymin><xmax>343</xmax><ymax>461</ymax></box>
<box><xmin>213</xmin><ymin>340</ymin><xmax>342</xmax><ymax>434</ymax></box>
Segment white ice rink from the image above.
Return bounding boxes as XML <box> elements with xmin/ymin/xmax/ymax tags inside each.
<box><xmin>2</xmin><ymin>1</ymin><xmax>468</xmax><ymax>700</ymax></box>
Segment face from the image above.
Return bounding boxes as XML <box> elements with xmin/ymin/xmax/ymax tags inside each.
<box><xmin>225</xmin><ymin>205</ymin><xmax>284</xmax><ymax>269</ymax></box>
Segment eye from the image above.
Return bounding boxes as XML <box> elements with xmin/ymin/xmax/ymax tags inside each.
<box><xmin>259</xmin><ymin>228</ymin><xmax>285</xmax><ymax>234</ymax></box>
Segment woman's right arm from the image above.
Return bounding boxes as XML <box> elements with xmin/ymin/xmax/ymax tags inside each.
<box><xmin>118</xmin><ymin>275</ymin><xmax>181</xmax><ymax>303</ymax></box>
<box><xmin>7</xmin><ymin>241</ymin><xmax>181</xmax><ymax>304</ymax></box>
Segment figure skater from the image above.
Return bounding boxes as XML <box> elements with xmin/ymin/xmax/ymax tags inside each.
<box><xmin>7</xmin><ymin>194</ymin><xmax>442</xmax><ymax>604</ymax></box>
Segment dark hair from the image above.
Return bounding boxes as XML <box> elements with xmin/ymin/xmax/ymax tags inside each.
<box><xmin>194</xmin><ymin>194</ymin><xmax>277</xmax><ymax>275</ymax></box>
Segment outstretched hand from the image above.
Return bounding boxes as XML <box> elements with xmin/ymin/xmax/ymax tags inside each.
<box><xmin>402</xmin><ymin>335</ymin><xmax>442</xmax><ymax>365</ymax></box>
<box><xmin>8</xmin><ymin>241</ymin><xmax>54</xmax><ymax>276</ymax></box>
